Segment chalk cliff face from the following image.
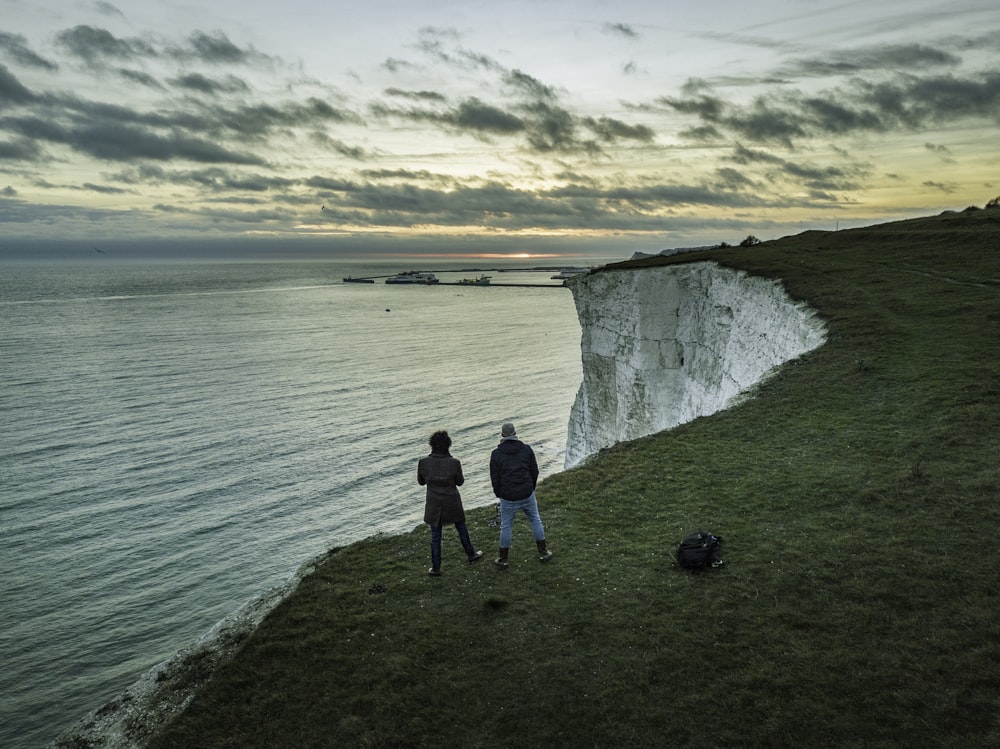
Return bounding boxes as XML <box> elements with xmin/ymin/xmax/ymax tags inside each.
<box><xmin>565</xmin><ymin>262</ymin><xmax>827</xmax><ymax>468</ymax></box>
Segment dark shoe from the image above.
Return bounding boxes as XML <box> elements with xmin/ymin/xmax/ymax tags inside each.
<box><xmin>494</xmin><ymin>547</ymin><xmax>509</xmax><ymax>568</ymax></box>
<box><xmin>537</xmin><ymin>540</ymin><xmax>553</xmax><ymax>562</ymax></box>
<box><xmin>468</xmin><ymin>550</ymin><xmax>484</xmax><ymax>564</ymax></box>
<box><xmin>428</xmin><ymin>568</ymin><xmax>442</xmax><ymax>576</ymax></box>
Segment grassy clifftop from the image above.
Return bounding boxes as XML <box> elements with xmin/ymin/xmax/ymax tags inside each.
<box><xmin>147</xmin><ymin>208</ymin><xmax>999</xmax><ymax>748</ymax></box>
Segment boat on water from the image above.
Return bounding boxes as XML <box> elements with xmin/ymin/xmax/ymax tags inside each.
<box><xmin>458</xmin><ymin>275</ymin><xmax>492</xmax><ymax>286</ymax></box>
<box><xmin>385</xmin><ymin>270</ymin><xmax>440</xmax><ymax>285</ymax></box>
<box><xmin>343</xmin><ymin>276</ymin><xmax>375</xmax><ymax>283</ymax></box>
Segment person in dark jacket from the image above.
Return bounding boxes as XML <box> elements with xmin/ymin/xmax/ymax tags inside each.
<box><xmin>418</xmin><ymin>430</ymin><xmax>483</xmax><ymax>576</ymax></box>
<box><xmin>489</xmin><ymin>422</ymin><xmax>552</xmax><ymax>567</ymax></box>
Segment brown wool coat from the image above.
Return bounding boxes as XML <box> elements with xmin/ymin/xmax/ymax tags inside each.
<box><xmin>417</xmin><ymin>452</ymin><xmax>466</xmax><ymax>526</ymax></box>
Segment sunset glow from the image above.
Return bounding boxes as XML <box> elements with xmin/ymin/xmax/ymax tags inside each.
<box><xmin>2</xmin><ymin>0</ymin><xmax>997</xmax><ymax>258</ymax></box>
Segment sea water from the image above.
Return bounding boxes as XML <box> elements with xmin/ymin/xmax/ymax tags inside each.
<box><xmin>0</xmin><ymin>258</ymin><xmax>587</xmax><ymax>748</ymax></box>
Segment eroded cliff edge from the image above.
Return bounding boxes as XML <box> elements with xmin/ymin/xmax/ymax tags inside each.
<box><xmin>565</xmin><ymin>261</ymin><xmax>827</xmax><ymax>468</ymax></box>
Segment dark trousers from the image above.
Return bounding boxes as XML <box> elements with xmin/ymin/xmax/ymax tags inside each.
<box><xmin>430</xmin><ymin>522</ymin><xmax>475</xmax><ymax>569</ymax></box>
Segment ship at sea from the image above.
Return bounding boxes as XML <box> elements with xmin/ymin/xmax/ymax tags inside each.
<box><xmin>385</xmin><ymin>271</ymin><xmax>440</xmax><ymax>284</ymax></box>
<box><xmin>457</xmin><ymin>275</ymin><xmax>491</xmax><ymax>286</ymax></box>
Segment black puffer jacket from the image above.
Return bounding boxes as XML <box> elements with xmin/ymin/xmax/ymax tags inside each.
<box><xmin>489</xmin><ymin>439</ymin><xmax>539</xmax><ymax>501</ymax></box>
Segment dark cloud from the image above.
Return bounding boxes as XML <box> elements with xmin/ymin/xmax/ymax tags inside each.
<box><xmin>169</xmin><ymin>72</ymin><xmax>251</xmax><ymax>95</ymax></box>
<box><xmin>56</xmin><ymin>25</ymin><xmax>156</xmax><ymax>63</ymax></box>
<box><xmin>603</xmin><ymin>23</ymin><xmax>639</xmax><ymax>39</ymax></box>
<box><xmin>185</xmin><ymin>31</ymin><xmax>254</xmax><ymax>65</ymax></box>
<box><xmin>0</xmin><ymin>136</ymin><xmax>43</xmax><ymax>161</ymax></box>
<box><xmin>299</xmin><ymin>172</ymin><xmax>786</xmax><ymax>234</ymax></box>
<box><xmin>902</xmin><ymin>72</ymin><xmax>1000</xmax><ymax>120</ymax></box>
<box><xmin>583</xmin><ymin>116</ymin><xmax>654</xmax><ymax>143</ymax></box>
<box><xmin>373</xmin><ymin>94</ymin><xmax>640</xmax><ymax>156</ymax></box>
<box><xmin>368</xmin><ymin>98</ymin><xmax>523</xmax><ymax>137</ymax></box>
<box><xmin>453</xmin><ymin>98</ymin><xmax>525</xmax><ymax>134</ymax></box>
<box><xmin>381</xmin><ymin>57</ymin><xmax>416</xmax><ymax>73</ymax></box>
<box><xmin>304</xmin><ymin>175</ymin><xmax>356</xmax><ymax>192</ymax></box>
<box><xmin>207</xmin><ymin>97</ymin><xmax>361</xmax><ymax>138</ymax></box>
<box><xmin>713</xmin><ymin>167</ymin><xmax>760</xmax><ymax>191</ymax></box>
<box><xmin>94</xmin><ymin>2</ymin><xmax>126</xmax><ymax>20</ymax></box>
<box><xmin>2</xmin><ymin>110</ymin><xmax>267</xmax><ymax>165</ymax></box>
<box><xmin>75</xmin><ymin>122</ymin><xmax>266</xmax><ymax>164</ymax></box>
<box><xmin>107</xmin><ymin>164</ymin><xmax>295</xmax><ymax>195</ymax></box>
<box><xmin>417</xmin><ymin>26</ymin><xmax>461</xmax><ymax>43</ymax></box>
<box><xmin>153</xmin><ymin>202</ymin><xmax>296</xmax><ymax>223</ymax></box>
<box><xmin>309</xmin><ymin>133</ymin><xmax>368</xmax><ymax>160</ymax></box>
<box><xmin>567</xmin><ymin>181</ymin><xmax>768</xmax><ymax>211</ymax></box>
<box><xmin>117</xmin><ymin>68</ymin><xmax>164</xmax><ymax>88</ymax></box>
<box><xmin>680</xmin><ymin>124</ymin><xmax>724</xmax><ymax>142</ymax></box>
<box><xmin>455</xmin><ymin>48</ymin><xmax>500</xmax><ymax>72</ymax></box>
<box><xmin>519</xmin><ymin>100</ymin><xmax>581</xmax><ymax>152</ymax></box>
<box><xmin>0</xmin><ymin>67</ymin><xmax>262</xmax><ymax>164</ymax></box>
<box><xmin>413</xmin><ymin>26</ymin><xmax>498</xmax><ymax>73</ymax></box>
<box><xmin>504</xmin><ymin>69</ymin><xmax>557</xmax><ymax>100</ymax></box>
<box><xmin>924</xmin><ymin>141</ymin><xmax>957</xmax><ymax>164</ymax></box>
<box><xmin>0</xmin><ymin>64</ymin><xmax>36</xmax><ymax>103</ymax></box>
<box><xmin>923</xmin><ymin>180</ymin><xmax>956</xmax><ymax>193</ymax></box>
<box><xmin>106</xmin><ymin>164</ymin><xmax>169</xmax><ymax>184</ymax></box>
<box><xmin>800</xmin><ymin>96</ymin><xmax>884</xmax><ymax>135</ymax></box>
<box><xmin>784</xmin><ymin>43</ymin><xmax>961</xmax><ymax>78</ymax></box>
<box><xmin>0</xmin><ymin>32</ymin><xmax>58</xmax><ymax>70</ymax></box>
<box><xmin>660</xmin><ymin>80</ymin><xmax>726</xmax><ymax>120</ymax></box>
<box><xmin>728</xmin><ymin>144</ymin><xmax>784</xmax><ymax>166</ymax></box>
<box><xmin>360</xmin><ymin>168</ymin><xmax>450</xmax><ymax>183</ymax></box>
<box><xmin>663</xmin><ymin>69</ymin><xmax>1000</xmax><ymax>147</ymax></box>
<box><xmin>727</xmin><ymin>143</ymin><xmax>868</xmax><ymax>195</ymax></box>
<box><xmin>384</xmin><ymin>88</ymin><xmax>447</xmax><ymax>102</ymax></box>
<box><xmin>182</xmin><ymin>168</ymin><xmax>293</xmax><ymax>192</ymax></box>
<box><xmin>55</xmin><ymin>26</ymin><xmax>271</xmax><ymax>69</ymax></box>
<box><xmin>81</xmin><ymin>182</ymin><xmax>133</xmax><ymax>194</ymax></box>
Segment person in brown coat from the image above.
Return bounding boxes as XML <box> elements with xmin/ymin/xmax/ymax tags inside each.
<box><xmin>417</xmin><ymin>430</ymin><xmax>483</xmax><ymax>576</ymax></box>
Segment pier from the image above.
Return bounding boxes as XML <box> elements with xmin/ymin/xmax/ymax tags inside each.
<box><xmin>342</xmin><ymin>266</ymin><xmax>589</xmax><ymax>288</ymax></box>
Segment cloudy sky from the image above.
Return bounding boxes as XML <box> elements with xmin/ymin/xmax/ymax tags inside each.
<box><xmin>2</xmin><ymin>0</ymin><xmax>998</xmax><ymax>257</ymax></box>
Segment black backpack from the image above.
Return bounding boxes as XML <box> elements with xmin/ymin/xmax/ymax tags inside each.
<box><xmin>676</xmin><ymin>531</ymin><xmax>723</xmax><ymax>570</ymax></box>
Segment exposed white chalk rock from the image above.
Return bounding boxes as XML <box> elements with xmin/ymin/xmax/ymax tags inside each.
<box><xmin>564</xmin><ymin>262</ymin><xmax>827</xmax><ymax>468</ymax></box>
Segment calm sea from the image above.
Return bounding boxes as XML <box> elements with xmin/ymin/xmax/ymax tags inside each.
<box><xmin>0</xmin><ymin>258</ymin><xmax>588</xmax><ymax>748</ymax></box>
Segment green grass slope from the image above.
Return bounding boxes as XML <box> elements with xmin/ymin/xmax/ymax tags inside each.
<box><xmin>147</xmin><ymin>208</ymin><xmax>1000</xmax><ymax>748</ymax></box>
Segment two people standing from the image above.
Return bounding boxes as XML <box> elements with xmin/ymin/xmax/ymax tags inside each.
<box><xmin>416</xmin><ymin>422</ymin><xmax>552</xmax><ymax>575</ymax></box>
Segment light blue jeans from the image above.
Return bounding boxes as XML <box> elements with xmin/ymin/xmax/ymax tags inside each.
<box><xmin>498</xmin><ymin>493</ymin><xmax>545</xmax><ymax>548</ymax></box>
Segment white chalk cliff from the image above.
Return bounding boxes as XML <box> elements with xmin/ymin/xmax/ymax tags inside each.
<box><xmin>564</xmin><ymin>262</ymin><xmax>827</xmax><ymax>468</ymax></box>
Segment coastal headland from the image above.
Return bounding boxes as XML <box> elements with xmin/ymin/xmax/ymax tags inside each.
<box><xmin>55</xmin><ymin>206</ymin><xmax>1000</xmax><ymax>748</ymax></box>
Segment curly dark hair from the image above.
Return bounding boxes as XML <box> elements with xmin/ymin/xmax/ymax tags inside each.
<box><xmin>428</xmin><ymin>430</ymin><xmax>452</xmax><ymax>453</ymax></box>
